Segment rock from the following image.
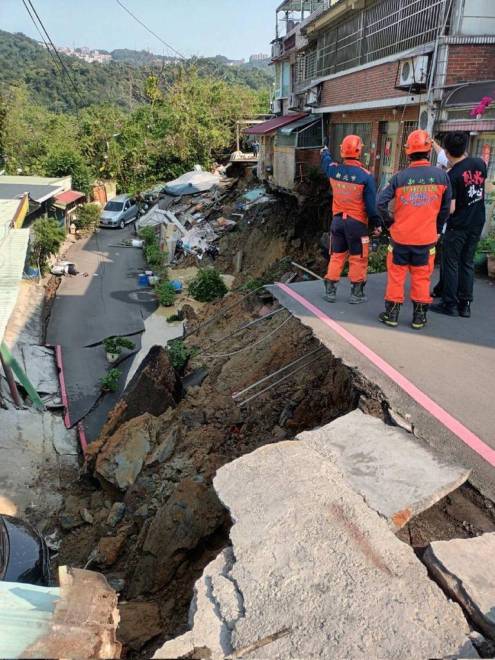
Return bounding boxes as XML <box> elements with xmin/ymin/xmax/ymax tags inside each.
<box><xmin>154</xmin><ymin>437</ymin><xmax>476</xmax><ymax>659</ymax></box>
<box><xmin>107</xmin><ymin>577</ymin><xmax>126</xmax><ymax>593</ymax></box>
<box><xmin>128</xmin><ymin>478</ymin><xmax>226</xmax><ymax>598</ymax></box>
<box><xmin>81</xmin><ymin>508</ymin><xmax>94</xmax><ymax>524</ymax></box>
<box><xmin>95</xmin><ymin>414</ymin><xmax>161</xmax><ymax>491</ymax></box>
<box><xmin>59</xmin><ymin>512</ymin><xmax>83</xmax><ymax>530</ymax></box>
<box><xmin>180</xmin><ymin>304</ymin><xmax>198</xmax><ymax>322</ymax></box>
<box><xmin>97</xmin><ymin>531</ymin><xmax>128</xmax><ymax>566</ymax></box>
<box><xmin>107</xmin><ymin>502</ymin><xmax>126</xmax><ymax>527</ymax></box>
<box><xmin>423</xmin><ymin>533</ymin><xmax>495</xmax><ymax>640</ymax></box>
<box><xmin>118</xmin><ymin>601</ymin><xmax>162</xmax><ymax>651</ymax></box>
<box><xmin>300</xmin><ymin>409</ymin><xmax>470</xmax><ymax>530</ymax></box>
<box><xmin>90</xmin><ymin>491</ymin><xmax>106</xmax><ymax>509</ymax></box>
<box><xmin>180</xmin><ymin>409</ymin><xmax>206</xmax><ymax>429</ymax></box>
<box><xmin>145</xmin><ymin>429</ymin><xmax>178</xmax><ymax>466</ymax></box>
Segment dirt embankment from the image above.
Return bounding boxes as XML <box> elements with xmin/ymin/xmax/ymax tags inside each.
<box><xmin>56</xmin><ymin>284</ymin><xmax>386</xmax><ymax>655</ymax></box>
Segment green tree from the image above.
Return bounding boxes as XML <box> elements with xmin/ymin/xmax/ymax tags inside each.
<box><xmin>30</xmin><ymin>218</ymin><xmax>66</xmax><ymax>273</ymax></box>
<box><xmin>43</xmin><ymin>148</ymin><xmax>92</xmax><ymax>193</ymax></box>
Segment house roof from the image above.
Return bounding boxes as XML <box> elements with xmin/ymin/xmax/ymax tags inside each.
<box><xmin>54</xmin><ymin>190</ymin><xmax>85</xmax><ymax>205</ymax></box>
<box><xmin>0</xmin><ymin>183</ymin><xmax>62</xmax><ymax>203</ymax></box>
<box><xmin>244</xmin><ymin>113</ymin><xmax>308</xmax><ymax>136</ymax></box>
<box><xmin>0</xmin><ymin>175</ymin><xmax>70</xmax><ymax>188</ymax></box>
<box><xmin>279</xmin><ymin>114</ymin><xmax>320</xmax><ymax>134</ymax></box>
<box><xmin>0</xmin><ymin>228</ymin><xmax>30</xmax><ymax>343</ymax></box>
<box><xmin>0</xmin><ymin>199</ymin><xmax>23</xmax><ymax>241</ymax></box>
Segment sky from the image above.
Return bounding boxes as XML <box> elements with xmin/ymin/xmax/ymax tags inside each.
<box><xmin>1</xmin><ymin>0</ymin><xmax>279</xmax><ymax>60</ymax></box>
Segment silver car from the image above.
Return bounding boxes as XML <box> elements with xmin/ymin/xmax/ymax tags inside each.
<box><xmin>100</xmin><ymin>195</ymin><xmax>138</xmax><ymax>229</ymax></box>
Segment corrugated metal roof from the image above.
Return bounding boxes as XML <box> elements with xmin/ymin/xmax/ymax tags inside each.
<box><xmin>244</xmin><ymin>113</ymin><xmax>308</xmax><ymax>135</ymax></box>
<box><xmin>0</xmin><ymin>228</ymin><xmax>30</xmax><ymax>343</ymax></box>
<box><xmin>54</xmin><ymin>190</ymin><xmax>85</xmax><ymax>205</ymax></box>
<box><xmin>0</xmin><ymin>199</ymin><xmax>22</xmax><ymax>242</ymax></box>
<box><xmin>0</xmin><ymin>175</ymin><xmax>70</xmax><ymax>188</ymax></box>
<box><xmin>0</xmin><ymin>184</ymin><xmax>62</xmax><ymax>204</ymax></box>
<box><xmin>279</xmin><ymin>115</ymin><xmax>320</xmax><ymax>135</ymax></box>
<box><xmin>0</xmin><ymin>581</ymin><xmax>60</xmax><ymax>659</ymax></box>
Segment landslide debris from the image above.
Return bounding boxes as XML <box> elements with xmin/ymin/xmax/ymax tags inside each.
<box><xmin>56</xmin><ymin>290</ymin><xmax>386</xmax><ymax>655</ymax></box>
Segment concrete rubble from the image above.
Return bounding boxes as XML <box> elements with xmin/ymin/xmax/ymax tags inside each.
<box><xmin>154</xmin><ymin>413</ymin><xmax>477</xmax><ymax>660</ymax></box>
<box><xmin>424</xmin><ymin>533</ymin><xmax>495</xmax><ymax>640</ymax></box>
<box><xmin>300</xmin><ymin>409</ymin><xmax>471</xmax><ymax>530</ymax></box>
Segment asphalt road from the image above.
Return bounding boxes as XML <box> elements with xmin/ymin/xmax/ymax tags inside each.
<box><xmin>271</xmin><ymin>273</ymin><xmax>495</xmax><ymax>500</ymax></box>
<box><xmin>46</xmin><ymin>226</ymin><xmax>157</xmax><ymax>437</ymax></box>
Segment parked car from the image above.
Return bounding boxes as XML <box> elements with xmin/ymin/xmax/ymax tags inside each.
<box><xmin>100</xmin><ymin>195</ymin><xmax>139</xmax><ymax>229</ymax></box>
<box><xmin>0</xmin><ymin>514</ymin><xmax>50</xmax><ymax>585</ymax></box>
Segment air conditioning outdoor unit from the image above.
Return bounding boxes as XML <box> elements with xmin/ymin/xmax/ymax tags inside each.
<box><xmin>418</xmin><ymin>103</ymin><xmax>435</xmax><ymax>133</ymax></box>
<box><xmin>306</xmin><ymin>85</ymin><xmax>320</xmax><ymax>107</ymax></box>
<box><xmin>288</xmin><ymin>93</ymin><xmax>300</xmax><ymax>110</ymax></box>
<box><xmin>398</xmin><ymin>55</ymin><xmax>430</xmax><ymax>90</ymax></box>
<box><xmin>271</xmin><ymin>99</ymin><xmax>282</xmax><ymax>114</ymax></box>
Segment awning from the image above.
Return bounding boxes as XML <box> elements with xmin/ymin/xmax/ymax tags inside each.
<box><xmin>436</xmin><ymin>120</ymin><xmax>495</xmax><ymax>132</ymax></box>
<box><xmin>54</xmin><ymin>190</ymin><xmax>85</xmax><ymax>206</ymax></box>
<box><xmin>244</xmin><ymin>113</ymin><xmax>308</xmax><ymax>136</ymax></box>
<box><xmin>279</xmin><ymin>115</ymin><xmax>320</xmax><ymax>135</ymax></box>
<box><xmin>443</xmin><ymin>81</ymin><xmax>495</xmax><ymax>107</ymax></box>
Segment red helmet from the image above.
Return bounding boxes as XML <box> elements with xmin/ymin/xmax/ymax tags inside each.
<box><xmin>340</xmin><ymin>135</ymin><xmax>363</xmax><ymax>159</ymax></box>
<box><xmin>405</xmin><ymin>129</ymin><xmax>432</xmax><ymax>156</ymax></box>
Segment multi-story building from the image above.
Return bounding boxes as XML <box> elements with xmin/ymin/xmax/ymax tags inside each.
<box><xmin>267</xmin><ymin>0</ymin><xmax>495</xmax><ymax>205</ymax></box>
<box><xmin>249</xmin><ymin>53</ymin><xmax>270</xmax><ymax>62</ymax></box>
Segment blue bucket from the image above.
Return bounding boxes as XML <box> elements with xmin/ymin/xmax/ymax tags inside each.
<box><xmin>138</xmin><ymin>273</ymin><xmax>149</xmax><ymax>287</ymax></box>
<box><xmin>170</xmin><ymin>279</ymin><xmax>183</xmax><ymax>292</ymax></box>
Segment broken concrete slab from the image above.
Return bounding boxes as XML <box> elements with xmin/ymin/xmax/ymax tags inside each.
<box><xmin>424</xmin><ymin>533</ymin><xmax>495</xmax><ymax>640</ymax></box>
<box><xmin>154</xmin><ymin>438</ymin><xmax>476</xmax><ymax>660</ymax></box>
<box><xmin>300</xmin><ymin>409</ymin><xmax>470</xmax><ymax>530</ymax></box>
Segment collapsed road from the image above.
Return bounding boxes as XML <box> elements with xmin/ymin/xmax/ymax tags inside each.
<box><xmin>45</xmin><ymin>182</ymin><xmax>495</xmax><ymax>658</ymax></box>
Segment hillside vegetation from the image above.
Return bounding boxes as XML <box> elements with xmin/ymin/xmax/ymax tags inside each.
<box><xmin>0</xmin><ymin>30</ymin><xmax>273</xmax><ymax>113</ymax></box>
<box><xmin>0</xmin><ymin>29</ymin><xmax>271</xmax><ymax>194</ymax></box>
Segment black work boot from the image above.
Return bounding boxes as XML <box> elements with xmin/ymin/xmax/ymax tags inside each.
<box><xmin>411</xmin><ymin>302</ymin><xmax>428</xmax><ymax>330</ymax></box>
<box><xmin>379</xmin><ymin>302</ymin><xmax>401</xmax><ymax>327</ymax></box>
<box><xmin>458</xmin><ymin>300</ymin><xmax>471</xmax><ymax>318</ymax></box>
<box><xmin>430</xmin><ymin>302</ymin><xmax>459</xmax><ymax>317</ymax></box>
<box><xmin>323</xmin><ymin>280</ymin><xmax>338</xmax><ymax>303</ymax></box>
<box><xmin>349</xmin><ymin>281</ymin><xmax>367</xmax><ymax>304</ymax></box>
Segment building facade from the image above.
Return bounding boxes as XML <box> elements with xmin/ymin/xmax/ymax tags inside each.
<box><xmin>270</xmin><ymin>0</ymin><xmax>495</xmax><ymax>210</ymax></box>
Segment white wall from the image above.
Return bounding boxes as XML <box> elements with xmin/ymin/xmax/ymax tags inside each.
<box><xmin>453</xmin><ymin>0</ymin><xmax>495</xmax><ymax>35</ymax></box>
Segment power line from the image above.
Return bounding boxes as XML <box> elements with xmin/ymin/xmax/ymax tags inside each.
<box><xmin>23</xmin><ymin>0</ymin><xmax>83</xmax><ymax>104</ymax></box>
<box><xmin>115</xmin><ymin>0</ymin><xmax>187</xmax><ymax>61</ymax></box>
<box><xmin>21</xmin><ymin>0</ymin><xmax>64</xmax><ymax>79</ymax></box>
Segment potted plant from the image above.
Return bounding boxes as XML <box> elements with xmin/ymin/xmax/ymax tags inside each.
<box><xmin>100</xmin><ymin>368</ymin><xmax>121</xmax><ymax>393</ymax></box>
<box><xmin>103</xmin><ymin>336</ymin><xmax>135</xmax><ymax>363</ymax></box>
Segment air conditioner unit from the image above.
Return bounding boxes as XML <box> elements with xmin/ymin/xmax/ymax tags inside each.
<box><xmin>398</xmin><ymin>55</ymin><xmax>430</xmax><ymax>90</ymax></box>
<box><xmin>418</xmin><ymin>103</ymin><xmax>435</xmax><ymax>132</ymax></box>
<box><xmin>271</xmin><ymin>99</ymin><xmax>282</xmax><ymax>114</ymax></box>
<box><xmin>288</xmin><ymin>93</ymin><xmax>300</xmax><ymax>110</ymax></box>
<box><xmin>306</xmin><ymin>85</ymin><xmax>320</xmax><ymax>107</ymax></box>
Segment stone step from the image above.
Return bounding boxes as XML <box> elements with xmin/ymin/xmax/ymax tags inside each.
<box><xmin>299</xmin><ymin>409</ymin><xmax>470</xmax><ymax>530</ymax></box>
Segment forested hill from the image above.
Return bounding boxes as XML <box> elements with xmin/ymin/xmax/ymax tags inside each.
<box><xmin>0</xmin><ymin>30</ymin><xmax>273</xmax><ymax>113</ymax></box>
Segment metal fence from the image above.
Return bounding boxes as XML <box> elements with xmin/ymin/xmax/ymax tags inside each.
<box><xmin>297</xmin><ymin>0</ymin><xmax>447</xmax><ymax>82</ymax></box>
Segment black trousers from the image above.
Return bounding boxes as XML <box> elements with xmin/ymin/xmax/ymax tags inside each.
<box><xmin>442</xmin><ymin>227</ymin><xmax>482</xmax><ymax>305</ymax></box>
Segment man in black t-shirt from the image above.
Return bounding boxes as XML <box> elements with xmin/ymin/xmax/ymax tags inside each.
<box><xmin>431</xmin><ymin>132</ymin><xmax>487</xmax><ymax>318</ymax></box>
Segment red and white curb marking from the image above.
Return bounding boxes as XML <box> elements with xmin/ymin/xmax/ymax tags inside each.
<box><xmin>277</xmin><ymin>283</ymin><xmax>495</xmax><ymax>468</ymax></box>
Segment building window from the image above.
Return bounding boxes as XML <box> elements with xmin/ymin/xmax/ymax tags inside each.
<box><xmin>310</xmin><ymin>0</ymin><xmax>446</xmax><ymax>81</ymax></box>
<box><xmin>330</xmin><ymin>122</ymin><xmax>373</xmax><ymax>167</ymax></box>
<box><xmin>282</xmin><ymin>61</ymin><xmax>291</xmax><ymax>98</ymax></box>
<box><xmin>298</xmin><ymin>120</ymin><xmax>324</xmax><ymax>149</ymax></box>
<box><xmin>398</xmin><ymin>121</ymin><xmax>418</xmax><ymax>169</ymax></box>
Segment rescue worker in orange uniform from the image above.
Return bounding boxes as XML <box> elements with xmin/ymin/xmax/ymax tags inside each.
<box><xmin>377</xmin><ymin>129</ymin><xmax>452</xmax><ymax>330</ymax></box>
<box><xmin>321</xmin><ymin>135</ymin><xmax>382</xmax><ymax>304</ymax></box>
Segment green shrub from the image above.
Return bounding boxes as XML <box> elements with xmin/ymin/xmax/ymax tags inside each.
<box><xmin>74</xmin><ymin>203</ymin><xmax>99</xmax><ymax>231</ymax></box>
<box><xmin>138</xmin><ymin>226</ymin><xmax>157</xmax><ymax>245</ymax></box>
<box><xmin>156</xmin><ymin>280</ymin><xmax>176</xmax><ymax>306</ymax></box>
<box><xmin>30</xmin><ymin>217</ymin><xmax>66</xmax><ymax>274</ymax></box>
<box><xmin>167</xmin><ymin>339</ymin><xmax>197</xmax><ymax>372</ymax></box>
<box><xmin>189</xmin><ymin>268</ymin><xmax>228</xmax><ymax>303</ymax></box>
<box><xmin>103</xmin><ymin>336</ymin><xmax>135</xmax><ymax>355</ymax></box>
<box><xmin>368</xmin><ymin>244</ymin><xmax>388</xmax><ymax>274</ymax></box>
<box><xmin>144</xmin><ymin>243</ymin><xmax>163</xmax><ymax>267</ymax></box>
<box><xmin>100</xmin><ymin>368</ymin><xmax>121</xmax><ymax>392</ymax></box>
